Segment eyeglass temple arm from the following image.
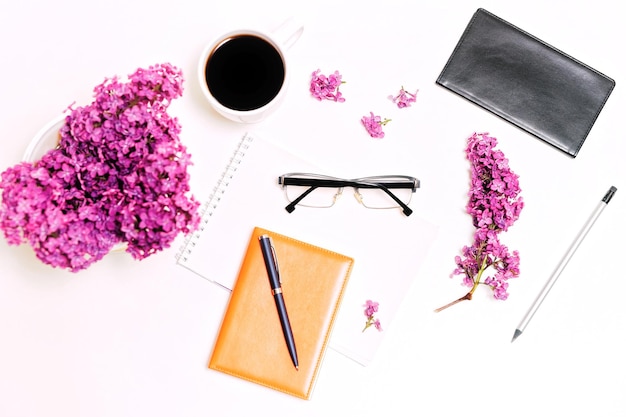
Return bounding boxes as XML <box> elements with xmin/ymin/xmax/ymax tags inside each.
<box><xmin>284</xmin><ymin>185</ymin><xmax>318</xmax><ymax>213</ymax></box>
<box><xmin>372</xmin><ymin>183</ymin><xmax>413</xmax><ymax>216</ymax></box>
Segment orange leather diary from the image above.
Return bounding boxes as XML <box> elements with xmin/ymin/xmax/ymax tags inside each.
<box><xmin>209</xmin><ymin>227</ymin><xmax>354</xmax><ymax>399</ymax></box>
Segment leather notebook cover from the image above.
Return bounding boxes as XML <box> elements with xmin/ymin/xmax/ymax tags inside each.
<box><xmin>436</xmin><ymin>8</ymin><xmax>615</xmax><ymax>157</ymax></box>
<box><xmin>208</xmin><ymin>227</ymin><xmax>354</xmax><ymax>400</ymax></box>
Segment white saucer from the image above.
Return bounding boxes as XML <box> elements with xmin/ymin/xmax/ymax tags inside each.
<box><xmin>23</xmin><ymin>114</ymin><xmax>66</xmax><ymax>162</ymax></box>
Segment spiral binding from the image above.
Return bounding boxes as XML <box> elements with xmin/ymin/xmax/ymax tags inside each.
<box><xmin>175</xmin><ymin>132</ymin><xmax>255</xmax><ymax>263</ymax></box>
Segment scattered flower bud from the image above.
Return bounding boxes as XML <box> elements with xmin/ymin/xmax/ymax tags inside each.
<box><xmin>390</xmin><ymin>86</ymin><xmax>418</xmax><ymax>108</ymax></box>
<box><xmin>363</xmin><ymin>299</ymin><xmax>383</xmax><ymax>332</ymax></box>
<box><xmin>310</xmin><ymin>69</ymin><xmax>346</xmax><ymax>102</ymax></box>
<box><xmin>361</xmin><ymin>112</ymin><xmax>390</xmax><ymax>138</ymax></box>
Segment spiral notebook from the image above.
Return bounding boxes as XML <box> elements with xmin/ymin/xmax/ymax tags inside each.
<box><xmin>175</xmin><ymin>132</ymin><xmax>324</xmax><ymax>290</ymax></box>
<box><xmin>176</xmin><ymin>132</ymin><xmax>439</xmax><ymax>365</ymax></box>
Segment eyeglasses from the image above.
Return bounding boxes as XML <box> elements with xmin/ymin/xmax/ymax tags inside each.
<box><xmin>278</xmin><ymin>173</ymin><xmax>419</xmax><ymax>216</ymax></box>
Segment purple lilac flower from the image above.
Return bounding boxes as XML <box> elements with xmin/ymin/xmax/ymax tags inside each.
<box><xmin>0</xmin><ymin>63</ymin><xmax>200</xmax><ymax>272</ymax></box>
<box><xmin>436</xmin><ymin>133</ymin><xmax>523</xmax><ymax>311</ymax></box>
<box><xmin>361</xmin><ymin>112</ymin><xmax>390</xmax><ymax>138</ymax></box>
<box><xmin>390</xmin><ymin>86</ymin><xmax>418</xmax><ymax>108</ymax></box>
<box><xmin>310</xmin><ymin>69</ymin><xmax>345</xmax><ymax>102</ymax></box>
<box><xmin>363</xmin><ymin>299</ymin><xmax>383</xmax><ymax>332</ymax></box>
<box><xmin>364</xmin><ymin>299</ymin><xmax>379</xmax><ymax>316</ymax></box>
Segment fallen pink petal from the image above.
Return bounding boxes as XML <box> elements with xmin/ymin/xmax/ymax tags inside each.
<box><xmin>361</xmin><ymin>112</ymin><xmax>390</xmax><ymax>138</ymax></box>
<box><xmin>362</xmin><ymin>299</ymin><xmax>383</xmax><ymax>332</ymax></box>
<box><xmin>391</xmin><ymin>86</ymin><xmax>418</xmax><ymax>108</ymax></box>
<box><xmin>310</xmin><ymin>69</ymin><xmax>346</xmax><ymax>102</ymax></box>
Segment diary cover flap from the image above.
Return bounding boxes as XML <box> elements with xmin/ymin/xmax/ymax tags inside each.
<box><xmin>436</xmin><ymin>8</ymin><xmax>615</xmax><ymax>157</ymax></box>
<box><xmin>208</xmin><ymin>227</ymin><xmax>354</xmax><ymax>400</ymax></box>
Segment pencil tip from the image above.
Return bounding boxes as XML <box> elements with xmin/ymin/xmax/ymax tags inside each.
<box><xmin>511</xmin><ymin>329</ymin><xmax>522</xmax><ymax>343</ymax></box>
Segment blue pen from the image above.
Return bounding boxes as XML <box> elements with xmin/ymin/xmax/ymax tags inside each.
<box><xmin>259</xmin><ymin>234</ymin><xmax>299</xmax><ymax>370</ymax></box>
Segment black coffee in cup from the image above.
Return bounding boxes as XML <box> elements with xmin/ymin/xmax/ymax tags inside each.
<box><xmin>204</xmin><ymin>35</ymin><xmax>285</xmax><ymax>111</ymax></box>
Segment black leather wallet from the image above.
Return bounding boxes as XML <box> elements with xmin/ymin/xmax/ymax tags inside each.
<box><xmin>436</xmin><ymin>8</ymin><xmax>615</xmax><ymax>157</ymax></box>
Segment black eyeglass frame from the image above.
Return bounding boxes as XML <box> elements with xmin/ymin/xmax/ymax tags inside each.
<box><xmin>278</xmin><ymin>173</ymin><xmax>420</xmax><ymax>216</ymax></box>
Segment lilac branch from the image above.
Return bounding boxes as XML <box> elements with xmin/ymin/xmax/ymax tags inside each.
<box><xmin>436</xmin><ymin>132</ymin><xmax>524</xmax><ymax>312</ymax></box>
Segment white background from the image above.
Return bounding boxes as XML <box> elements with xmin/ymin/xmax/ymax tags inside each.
<box><xmin>1</xmin><ymin>0</ymin><xmax>624</xmax><ymax>416</ymax></box>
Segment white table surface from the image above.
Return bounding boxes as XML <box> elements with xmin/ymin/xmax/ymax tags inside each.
<box><xmin>1</xmin><ymin>1</ymin><xmax>624</xmax><ymax>416</ymax></box>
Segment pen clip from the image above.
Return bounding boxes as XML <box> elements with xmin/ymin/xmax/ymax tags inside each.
<box><xmin>269</xmin><ymin>241</ymin><xmax>281</xmax><ymax>284</ymax></box>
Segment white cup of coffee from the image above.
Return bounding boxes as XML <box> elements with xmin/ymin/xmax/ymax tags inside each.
<box><xmin>198</xmin><ymin>19</ymin><xmax>303</xmax><ymax>123</ymax></box>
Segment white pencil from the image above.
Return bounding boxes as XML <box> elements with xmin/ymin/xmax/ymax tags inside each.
<box><xmin>511</xmin><ymin>186</ymin><xmax>617</xmax><ymax>342</ymax></box>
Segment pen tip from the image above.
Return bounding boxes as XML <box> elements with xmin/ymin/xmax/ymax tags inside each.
<box><xmin>511</xmin><ymin>329</ymin><xmax>522</xmax><ymax>343</ymax></box>
<box><xmin>295</xmin><ymin>366</ymin><xmax>299</xmax><ymax>371</ymax></box>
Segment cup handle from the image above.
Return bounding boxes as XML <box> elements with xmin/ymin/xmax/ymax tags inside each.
<box><xmin>271</xmin><ymin>17</ymin><xmax>304</xmax><ymax>50</ymax></box>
